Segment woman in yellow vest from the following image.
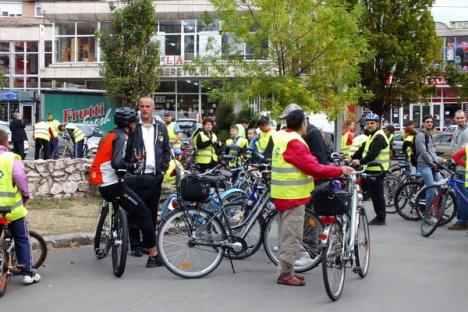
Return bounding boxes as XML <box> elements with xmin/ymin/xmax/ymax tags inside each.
<box><xmin>225</xmin><ymin>125</ymin><xmax>249</xmax><ymax>167</ymax></box>
<box><xmin>0</xmin><ymin>129</ymin><xmax>41</xmax><ymax>284</ymax></box>
<box><xmin>271</xmin><ymin>110</ymin><xmax>353</xmax><ymax>286</ymax></box>
<box><xmin>194</xmin><ymin>117</ymin><xmax>220</xmax><ymax>172</ymax></box>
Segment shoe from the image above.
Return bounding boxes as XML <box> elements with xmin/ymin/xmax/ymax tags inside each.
<box><xmin>130</xmin><ymin>247</ymin><xmax>143</xmax><ymax>257</ymax></box>
<box><xmin>277</xmin><ymin>273</ymin><xmax>305</xmax><ymax>286</ymax></box>
<box><xmin>448</xmin><ymin>223</ymin><xmax>468</xmax><ymax>230</ymax></box>
<box><xmin>368</xmin><ymin>217</ymin><xmax>386</xmax><ymax>225</ymax></box>
<box><xmin>146</xmin><ymin>255</ymin><xmax>165</xmax><ymax>267</ymax></box>
<box><xmin>294</xmin><ymin>274</ymin><xmax>304</xmax><ymax>281</ymax></box>
<box><xmin>295</xmin><ymin>254</ymin><xmax>314</xmax><ymax>267</ymax></box>
<box><xmin>23</xmin><ymin>272</ymin><xmax>41</xmax><ymax>285</ymax></box>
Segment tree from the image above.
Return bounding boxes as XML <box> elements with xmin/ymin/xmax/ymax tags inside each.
<box><xmin>446</xmin><ymin>64</ymin><xmax>468</xmax><ymax>102</ymax></box>
<box><xmin>346</xmin><ymin>0</ymin><xmax>441</xmax><ymax>115</ymax></box>
<box><xmin>97</xmin><ymin>0</ymin><xmax>160</xmax><ymax>108</ymax></box>
<box><xmin>198</xmin><ymin>0</ymin><xmax>370</xmax><ymax>118</ymax></box>
<box><xmin>0</xmin><ymin>69</ymin><xmax>5</xmax><ymax>89</ymax></box>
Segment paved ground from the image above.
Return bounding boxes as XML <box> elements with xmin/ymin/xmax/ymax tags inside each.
<box><xmin>2</xmin><ymin>204</ymin><xmax>468</xmax><ymax>312</ymax></box>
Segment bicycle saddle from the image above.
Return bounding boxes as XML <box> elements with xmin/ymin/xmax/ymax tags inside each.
<box><xmin>201</xmin><ymin>175</ymin><xmax>225</xmax><ymax>184</ymax></box>
<box><xmin>398</xmin><ymin>161</ymin><xmax>410</xmax><ymax>168</ymax></box>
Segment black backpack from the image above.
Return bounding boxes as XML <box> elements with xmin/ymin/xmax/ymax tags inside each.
<box><xmin>410</xmin><ymin>132</ymin><xmax>430</xmax><ymax>166</ymax></box>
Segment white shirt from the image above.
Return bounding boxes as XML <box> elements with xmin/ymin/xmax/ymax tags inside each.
<box><xmin>141</xmin><ymin>123</ymin><xmax>155</xmax><ymax>174</ymax></box>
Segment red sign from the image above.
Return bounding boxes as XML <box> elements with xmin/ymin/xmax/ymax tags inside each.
<box><xmin>63</xmin><ymin>103</ymin><xmax>106</xmax><ymax>122</ymax></box>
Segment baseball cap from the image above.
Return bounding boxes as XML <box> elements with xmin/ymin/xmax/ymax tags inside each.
<box><xmin>279</xmin><ymin>103</ymin><xmax>303</xmax><ymax>119</ymax></box>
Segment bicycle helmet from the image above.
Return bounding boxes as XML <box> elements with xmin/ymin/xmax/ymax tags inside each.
<box><xmin>365</xmin><ymin>112</ymin><xmax>380</xmax><ymax>122</ymax></box>
<box><xmin>114</xmin><ymin>107</ymin><xmax>137</xmax><ymax>127</ymax></box>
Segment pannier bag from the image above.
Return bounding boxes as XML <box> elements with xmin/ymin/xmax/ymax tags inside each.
<box><xmin>310</xmin><ymin>180</ymin><xmax>351</xmax><ymax>216</ymax></box>
<box><xmin>180</xmin><ymin>175</ymin><xmax>211</xmax><ymax>202</ymax></box>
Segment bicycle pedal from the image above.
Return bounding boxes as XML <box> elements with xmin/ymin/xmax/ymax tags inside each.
<box><xmin>95</xmin><ymin>248</ymin><xmax>107</xmax><ymax>259</ymax></box>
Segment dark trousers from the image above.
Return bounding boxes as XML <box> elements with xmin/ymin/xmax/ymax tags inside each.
<box><xmin>9</xmin><ymin>217</ymin><xmax>35</xmax><ymax>276</ymax></box>
<box><xmin>125</xmin><ymin>174</ymin><xmax>163</xmax><ymax>250</ymax></box>
<box><xmin>365</xmin><ymin>174</ymin><xmax>386</xmax><ymax>221</ymax></box>
<box><xmin>13</xmin><ymin>141</ymin><xmax>25</xmax><ymax>160</ymax></box>
<box><xmin>99</xmin><ymin>181</ymin><xmax>156</xmax><ymax>249</ymax></box>
<box><xmin>198</xmin><ymin>162</ymin><xmax>216</xmax><ymax>173</ymax></box>
<box><xmin>34</xmin><ymin>139</ymin><xmax>50</xmax><ymax>160</ymax></box>
<box><xmin>74</xmin><ymin>140</ymin><xmax>84</xmax><ymax>158</ymax></box>
<box><xmin>50</xmin><ymin>138</ymin><xmax>58</xmax><ymax>159</ymax></box>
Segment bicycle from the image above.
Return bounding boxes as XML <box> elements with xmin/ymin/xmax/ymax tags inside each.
<box><xmin>318</xmin><ymin>163</ymin><xmax>374</xmax><ymax>301</ymax></box>
<box><xmin>415</xmin><ymin>164</ymin><xmax>458</xmax><ymax>237</ymax></box>
<box><xmin>0</xmin><ymin>212</ymin><xmax>47</xmax><ymax>296</ymax></box>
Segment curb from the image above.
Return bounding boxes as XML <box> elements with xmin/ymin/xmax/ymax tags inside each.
<box><xmin>43</xmin><ymin>232</ymin><xmax>94</xmax><ymax>249</ymax></box>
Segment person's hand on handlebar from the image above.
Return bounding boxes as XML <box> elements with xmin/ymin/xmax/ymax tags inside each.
<box><xmin>350</xmin><ymin>159</ymin><xmax>361</xmax><ymax>167</ymax></box>
<box><xmin>341</xmin><ymin>166</ymin><xmax>355</xmax><ymax>176</ymax></box>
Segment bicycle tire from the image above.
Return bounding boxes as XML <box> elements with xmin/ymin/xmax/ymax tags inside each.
<box><xmin>29</xmin><ymin>231</ymin><xmax>47</xmax><ymax>269</ymax></box>
<box><xmin>384</xmin><ymin>175</ymin><xmax>400</xmax><ymax>213</ymax></box>
<box><xmin>354</xmin><ymin>207</ymin><xmax>370</xmax><ymax>278</ymax></box>
<box><xmin>0</xmin><ymin>240</ymin><xmax>9</xmax><ymax>297</ymax></box>
<box><xmin>322</xmin><ymin>222</ymin><xmax>345</xmax><ymax>301</ymax></box>
<box><xmin>157</xmin><ymin>208</ymin><xmax>226</xmax><ymax>279</ymax></box>
<box><xmin>415</xmin><ymin>185</ymin><xmax>457</xmax><ymax>226</ymax></box>
<box><xmin>111</xmin><ymin>207</ymin><xmax>128</xmax><ymax>277</ymax></box>
<box><xmin>227</xmin><ymin>215</ymin><xmax>264</xmax><ymax>260</ymax></box>
<box><xmin>394</xmin><ymin>180</ymin><xmax>424</xmax><ymax>221</ymax></box>
<box><xmin>263</xmin><ymin>209</ymin><xmax>322</xmax><ymax>273</ymax></box>
<box><xmin>94</xmin><ymin>202</ymin><xmax>110</xmax><ymax>258</ymax></box>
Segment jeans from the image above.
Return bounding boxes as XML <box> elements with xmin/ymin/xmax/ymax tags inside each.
<box><xmin>416</xmin><ymin>164</ymin><xmax>440</xmax><ymax>211</ymax></box>
<box><xmin>9</xmin><ymin>217</ymin><xmax>36</xmax><ymax>276</ymax></box>
<box><xmin>454</xmin><ymin>172</ymin><xmax>468</xmax><ymax>224</ymax></box>
<box><xmin>50</xmin><ymin>138</ymin><xmax>58</xmax><ymax>159</ymax></box>
<box><xmin>74</xmin><ymin>140</ymin><xmax>84</xmax><ymax>158</ymax></box>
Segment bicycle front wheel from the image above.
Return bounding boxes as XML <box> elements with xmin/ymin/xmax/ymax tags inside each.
<box><xmin>354</xmin><ymin>207</ymin><xmax>370</xmax><ymax>278</ymax></box>
<box><xmin>29</xmin><ymin>231</ymin><xmax>47</xmax><ymax>269</ymax></box>
<box><xmin>394</xmin><ymin>180</ymin><xmax>424</xmax><ymax>221</ymax></box>
<box><xmin>322</xmin><ymin>222</ymin><xmax>345</xmax><ymax>301</ymax></box>
<box><xmin>157</xmin><ymin>208</ymin><xmax>226</xmax><ymax>279</ymax></box>
<box><xmin>111</xmin><ymin>207</ymin><xmax>128</xmax><ymax>277</ymax></box>
<box><xmin>263</xmin><ymin>209</ymin><xmax>322</xmax><ymax>273</ymax></box>
<box><xmin>416</xmin><ymin>185</ymin><xmax>457</xmax><ymax>226</ymax></box>
<box><xmin>0</xmin><ymin>240</ymin><xmax>10</xmax><ymax>297</ymax></box>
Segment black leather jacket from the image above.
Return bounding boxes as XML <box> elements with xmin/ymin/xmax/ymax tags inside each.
<box><xmin>126</xmin><ymin>118</ymin><xmax>170</xmax><ymax>175</ymax></box>
<box><xmin>110</xmin><ymin>128</ymin><xmax>140</xmax><ymax>173</ymax></box>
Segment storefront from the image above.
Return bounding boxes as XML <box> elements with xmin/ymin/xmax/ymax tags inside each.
<box><xmin>0</xmin><ymin>89</ymin><xmax>39</xmax><ymax>125</ymax></box>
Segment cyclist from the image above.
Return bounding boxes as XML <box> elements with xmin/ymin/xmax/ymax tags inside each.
<box><xmin>0</xmin><ymin>128</ymin><xmax>40</xmax><ymax>284</ymax></box>
<box><xmin>90</xmin><ymin>107</ymin><xmax>161</xmax><ymax>267</ymax></box>
<box><xmin>225</xmin><ymin>125</ymin><xmax>249</xmax><ymax>168</ymax></box>
<box><xmin>194</xmin><ymin>117</ymin><xmax>220</xmax><ymax>172</ymax></box>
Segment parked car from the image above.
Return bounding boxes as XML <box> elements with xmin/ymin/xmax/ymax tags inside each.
<box><xmin>392</xmin><ymin>131</ymin><xmax>404</xmax><ymax>157</ymax></box>
<box><xmin>433</xmin><ymin>132</ymin><xmax>454</xmax><ymax>159</ymax></box>
<box><xmin>0</xmin><ymin>122</ymin><xmax>29</xmax><ymax>154</ymax></box>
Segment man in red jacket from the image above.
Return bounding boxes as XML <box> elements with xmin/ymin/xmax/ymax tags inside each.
<box><xmin>272</xmin><ymin>109</ymin><xmax>354</xmax><ymax>286</ymax></box>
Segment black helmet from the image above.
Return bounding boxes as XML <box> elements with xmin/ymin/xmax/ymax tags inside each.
<box><xmin>114</xmin><ymin>107</ymin><xmax>137</xmax><ymax>127</ymax></box>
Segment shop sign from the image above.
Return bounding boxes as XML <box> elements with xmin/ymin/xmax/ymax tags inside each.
<box><xmin>63</xmin><ymin>103</ymin><xmax>112</xmax><ymax>127</ymax></box>
<box><xmin>158</xmin><ymin>66</ymin><xmax>210</xmax><ymax>78</ymax></box>
<box><xmin>163</xmin><ymin>55</ymin><xmax>185</xmax><ymax>65</ymax></box>
<box><xmin>1</xmin><ymin>91</ymin><xmax>17</xmax><ymax>101</ymax></box>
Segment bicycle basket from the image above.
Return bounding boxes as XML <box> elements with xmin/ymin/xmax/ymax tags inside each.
<box><xmin>309</xmin><ymin>180</ymin><xmax>351</xmax><ymax>216</ymax></box>
<box><xmin>180</xmin><ymin>175</ymin><xmax>211</xmax><ymax>202</ymax></box>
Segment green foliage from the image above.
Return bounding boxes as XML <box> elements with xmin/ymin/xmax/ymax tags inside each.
<box><xmin>97</xmin><ymin>0</ymin><xmax>160</xmax><ymax>108</ymax></box>
<box><xmin>446</xmin><ymin>64</ymin><xmax>468</xmax><ymax>102</ymax></box>
<box><xmin>214</xmin><ymin>102</ymin><xmax>236</xmax><ymax>141</ymax></box>
<box><xmin>346</xmin><ymin>0</ymin><xmax>441</xmax><ymax>115</ymax></box>
<box><xmin>0</xmin><ymin>69</ymin><xmax>5</xmax><ymax>89</ymax></box>
<box><xmin>198</xmin><ymin>0</ymin><xmax>370</xmax><ymax>119</ymax></box>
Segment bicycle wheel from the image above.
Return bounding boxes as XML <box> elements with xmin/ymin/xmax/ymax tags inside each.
<box><xmin>384</xmin><ymin>175</ymin><xmax>400</xmax><ymax>213</ymax></box>
<box><xmin>29</xmin><ymin>231</ymin><xmax>47</xmax><ymax>269</ymax></box>
<box><xmin>394</xmin><ymin>180</ymin><xmax>424</xmax><ymax>221</ymax></box>
<box><xmin>354</xmin><ymin>207</ymin><xmax>370</xmax><ymax>278</ymax></box>
<box><xmin>322</xmin><ymin>222</ymin><xmax>345</xmax><ymax>301</ymax></box>
<box><xmin>263</xmin><ymin>209</ymin><xmax>322</xmax><ymax>273</ymax></box>
<box><xmin>111</xmin><ymin>207</ymin><xmax>128</xmax><ymax>277</ymax></box>
<box><xmin>0</xmin><ymin>240</ymin><xmax>10</xmax><ymax>297</ymax></box>
<box><xmin>94</xmin><ymin>202</ymin><xmax>110</xmax><ymax>259</ymax></box>
<box><xmin>415</xmin><ymin>185</ymin><xmax>457</xmax><ymax>226</ymax></box>
<box><xmin>157</xmin><ymin>208</ymin><xmax>226</xmax><ymax>278</ymax></box>
<box><xmin>228</xmin><ymin>214</ymin><xmax>264</xmax><ymax>260</ymax></box>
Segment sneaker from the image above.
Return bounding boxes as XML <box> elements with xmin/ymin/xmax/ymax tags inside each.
<box><xmin>146</xmin><ymin>255</ymin><xmax>164</xmax><ymax>267</ymax></box>
<box><xmin>368</xmin><ymin>217</ymin><xmax>386</xmax><ymax>225</ymax></box>
<box><xmin>295</xmin><ymin>254</ymin><xmax>314</xmax><ymax>267</ymax></box>
<box><xmin>23</xmin><ymin>272</ymin><xmax>41</xmax><ymax>285</ymax></box>
<box><xmin>448</xmin><ymin>223</ymin><xmax>468</xmax><ymax>230</ymax></box>
<box><xmin>130</xmin><ymin>247</ymin><xmax>143</xmax><ymax>257</ymax></box>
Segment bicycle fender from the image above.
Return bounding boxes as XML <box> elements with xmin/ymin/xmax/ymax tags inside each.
<box><xmin>220</xmin><ymin>188</ymin><xmax>247</xmax><ymax>200</ymax></box>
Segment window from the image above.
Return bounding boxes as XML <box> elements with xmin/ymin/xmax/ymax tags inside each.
<box><xmin>0</xmin><ymin>2</ymin><xmax>22</xmax><ymax>17</ymax></box>
<box><xmin>53</xmin><ymin>22</ymin><xmax>97</xmax><ymax>62</ymax></box>
<box><xmin>35</xmin><ymin>1</ymin><xmax>43</xmax><ymax>17</ymax></box>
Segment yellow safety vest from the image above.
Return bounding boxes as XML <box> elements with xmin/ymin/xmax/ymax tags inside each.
<box><xmin>163</xmin><ymin>159</ymin><xmax>184</xmax><ymax>185</ymax></box>
<box><xmin>404</xmin><ymin>135</ymin><xmax>414</xmax><ymax>160</ymax></box>
<box><xmin>33</xmin><ymin>121</ymin><xmax>50</xmax><ymax>141</ymax></box>
<box><xmin>48</xmin><ymin>120</ymin><xmax>61</xmax><ymax>138</ymax></box>
<box><xmin>166</xmin><ymin>122</ymin><xmax>181</xmax><ymax>149</ymax></box>
<box><xmin>256</xmin><ymin>129</ymin><xmax>274</xmax><ymax>153</ymax></box>
<box><xmin>341</xmin><ymin>131</ymin><xmax>352</xmax><ymax>158</ymax></box>
<box><xmin>464</xmin><ymin>146</ymin><xmax>468</xmax><ymax>188</ymax></box>
<box><xmin>235</xmin><ymin>124</ymin><xmax>246</xmax><ymax>138</ymax></box>
<box><xmin>226</xmin><ymin>137</ymin><xmax>249</xmax><ymax>167</ymax></box>
<box><xmin>195</xmin><ymin>132</ymin><xmax>218</xmax><ymax>164</ymax></box>
<box><xmin>66</xmin><ymin>124</ymin><xmax>85</xmax><ymax>142</ymax></box>
<box><xmin>363</xmin><ymin>129</ymin><xmax>390</xmax><ymax>171</ymax></box>
<box><xmin>349</xmin><ymin>134</ymin><xmax>368</xmax><ymax>158</ymax></box>
<box><xmin>271</xmin><ymin>130</ymin><xmax>314</xmax><ymax>200</ymax></box>
<box><xmin>0</xmin><ymin>152</ymin><xmax>27</xmax><ymax>222</ymax></box>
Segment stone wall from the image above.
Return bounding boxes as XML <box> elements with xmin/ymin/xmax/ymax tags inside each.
<box><xmin>23</xmin><ymin>159</ymin><xmax>97</xmax><ymax>199</ymax></box>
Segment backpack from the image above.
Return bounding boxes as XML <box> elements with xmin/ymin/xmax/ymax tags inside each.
<box><xmin>410</xmin><ymin>132</ymin><xmax>430</xmax><ymax>166</ymax></box>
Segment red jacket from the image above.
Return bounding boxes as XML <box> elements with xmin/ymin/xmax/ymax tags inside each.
<box><xmin>452</xmin><ymin>147</ymin><xmax>466</xmax><ymax>168</ymax></box>
<box><xmin>273</xmin><ymin>129</ymin><xmax>344</xmax><ymax>212</ymax></box>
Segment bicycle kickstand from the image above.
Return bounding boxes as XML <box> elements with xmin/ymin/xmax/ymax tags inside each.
<box><xmin>226</xmin><ymin>249</ymin><xmax>236</xmax><ymax>274</ymax></box>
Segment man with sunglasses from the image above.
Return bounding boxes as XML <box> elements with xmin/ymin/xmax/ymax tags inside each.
<box><xmin>351</xmin><ymin>113</ymin><xmax>390</xmax><ymax>225</ymax></box>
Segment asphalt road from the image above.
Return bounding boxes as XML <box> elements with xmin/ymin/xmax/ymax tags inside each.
<box><xmin>2</xmin><ymin>204</ymin><xmax>468</xmax><ymax>312</ymax></box>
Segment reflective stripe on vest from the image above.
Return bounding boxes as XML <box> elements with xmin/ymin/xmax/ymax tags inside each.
<box><xmin>363</xmin><ymin>129</ymin><xmax>390</xmax><ymax>171</ymax></box>
<box><xmin>195</xmin><ymin>132</ymin><xmax>218</xmax><ymax>164</ymax></box>
<box><xmin>0</xmin><ymin>152</ymin><xmax>26</xmax><ymax>222</ymax></box>
<box><xmin>341</xmin><ymin>132</ymin><xmax>351</xmax><ymax>158</ymax></box>
<box><xmin>167</xmin><ymin>122</ymin><xmax>181</xmax><ymax>149</ymax></box>
<box><xmin>404</xmin><ymin>135</ymin><xmax>414</xmax><ymax>160</ymax></box>
<box><xmin>226</xmin><ymin>137</ymin><xmax>248</xmax><ymax>167</ymax></box>
<box><xmin>257</xmin><ymin>129</ymin><xmax>273</xmax><ymax>153</ymax></box>
<box><xmin>48</xmin><ymin>120</ymin><xmax>61</xmax><ymax>137</ymax></box>
<box><xmin>66</xmin><ymin>124</ymin><xmax>85</xmax><ymax>142</ymax></box>
<box><xmin>34</xmin><ymin>122</ymin><xmax>50</xmax><ymax>141</ymax></box>
<box><xmin>271</xmin><ymin>130</ymin><xmax>314</xmax><ymax>199</ymax></box>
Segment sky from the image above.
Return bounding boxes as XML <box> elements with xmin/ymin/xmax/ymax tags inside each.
<box><xmin>432</xmin><ymin>0</ymin><xmax>468</xmax><ymax>23</ymax></box>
